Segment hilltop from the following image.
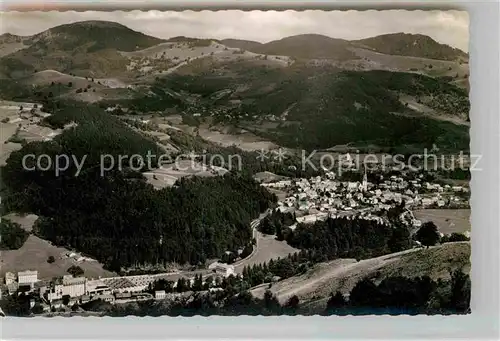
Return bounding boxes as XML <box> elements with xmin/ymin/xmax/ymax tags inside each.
<box><xmin>26</xmin><ymin>20</ymin><xmax>164</xmax><ymax>53</ymax></box>
<box><xmin>353</xmin><ymin>33</ymin><xmax>468</xmax><ymax>62</ymax></box>
<box><xmin>0</xmin><ymin>33</ymin><xmax>28</xmax><ymax>58</ymax></box>
<box><xmin>0</xmin><ymin>20</ymin><xmax>165</xmax><ymax>78</ymax></box>
<box><xmin>220</xmin><ymin>38</ymin><xmax>263</xmax><ymax>51</ymax></box>
<box><xmin>250</xmin><ymin>34</ymin><xmax>357</xmax><ymax>60</ymax></box>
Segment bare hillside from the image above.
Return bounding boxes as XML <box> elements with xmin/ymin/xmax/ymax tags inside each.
<box><xmin>251</xmin><ymin>242</ymin><xmax>470</xmax><ymax>305</ymax></box>
<box><xmin>0</xmin><ymin>33</ymin><xmax>28</xmax><ymax>57</ymax></box>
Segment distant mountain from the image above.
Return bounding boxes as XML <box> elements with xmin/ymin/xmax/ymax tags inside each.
<box><xmin>0</xmin><ymin>20</ymin><xmax>165</xmax><ymax>78</ymax></box>
<box><xmin>251</xmin><ymin>34</ymin><xmax>357</xmax><ymax>60</ymax></box>
<box><xmin>0</xmin><ymin>33</ymin><xmax>24</xmax><ymax>44</ymax></box>
<box><xmin>27</xmin><ymin>20</ymin><xmax>165</xmax><ymax>52</ymax></box>
<box><xmin>222</xmin><ymin>33</ymin><xmax>467</xmax><ymax>63</ymax></box>
<box><xmin>353</xmin><ymin>33</ymin><xmax>468</xmax><ymax>62</ymax></box>
<box><xmin>0</xmin><ymin>33</ymin><xmax>28</xmax><ymax>58</ymax></box>
<box><xmin>0</xmin><ymin>20</ymin><xmax>470</xmax><ymax>154</ymax></box>
<box><xmin>220</xmin><ymin>39</ymin><xmax>263</xmax><ymax>51</ymax></box>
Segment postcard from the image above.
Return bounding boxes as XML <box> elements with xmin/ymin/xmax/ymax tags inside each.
<box><xmin>0</xmin><ymin>9</ymin><xmax>471</xmax><ymax>318</ymax></box>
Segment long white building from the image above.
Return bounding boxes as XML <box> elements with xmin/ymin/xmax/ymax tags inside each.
<box><xmin>17</xmin><ymin>270</ymin><xmax>38</xmax><ymax>288</ymax></box>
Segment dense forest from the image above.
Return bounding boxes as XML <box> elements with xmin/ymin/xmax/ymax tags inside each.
<box><xmin>258</xmin><ymin>211</ymin><xmax>411</xmax><ymax>262</ymax></box>
<box><xmin>325</xmin><ymin>270</ymin><xmax>470</xmax><ymax>315</ymax></box>
<box><xmin>285</xmin><ymin>218</ymin><xmax>411</xmax><ymax>259</ymax></box>
<box><xmin>1</xmin><ymin>102</ymin><xmax>276</xmax><ymax>270</ymax></box>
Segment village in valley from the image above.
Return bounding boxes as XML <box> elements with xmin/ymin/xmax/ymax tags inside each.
<box><xmin>261</xmin><ymin>157</ymin><xmax>470</xmax><ymax>232</ymax></box>
<box><xmin>0</xmin><ymin>152</ymin><xmax>471</xmax><ymax>316</ymax></box>
<box><xmin>0</xmin><ymin>11</ymin><xmax>473</xmax><ymax>317</ymax></box>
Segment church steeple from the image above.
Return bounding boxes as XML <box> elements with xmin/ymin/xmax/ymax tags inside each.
<box><xmin>361</xmin><ymin>165</ymin><xmax>368</xmax><ymax>192</ymax></box>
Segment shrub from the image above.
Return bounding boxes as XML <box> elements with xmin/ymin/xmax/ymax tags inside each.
<box><xmin>67</xmin><ymin>265</ymin><xmax>84</xmax><ymax>277</ymax></box>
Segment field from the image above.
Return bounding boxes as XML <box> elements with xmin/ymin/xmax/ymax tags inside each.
<box><xmin>413</xmin><ymin>209</ymin><xmax>471</xmax><ymax>234</ymax></box>
<box><xmin>350</xmin><ymin>47</ymin><xmax>468</xmax><ymax>82</ymax></box>
<box><xmin>1</xmin><ymin>213</ymin><xmax>115</xmax><ymax>280</ymax></box>
<box><xmin>234</xmin><ymin>231</ymin><xmax>299</xmax><ymax>273</ymax></box>
<box><xmin>0</xmin><ymin>100</ymin><xmax>30</xmax><ymax>167</ymax></box>
<box><xmin>143</xmin><ymin>160</ymin><xmax>229</xmax><ymax>189</ymax></box>
<box><xmin>0</xmin><ymin>235</ymin><xmax>116</xmax><ymax>280</ymax></box>
<box><xmin>197</xmin><ymin>125</ymin><xmax>278</xmax><ymax>152</ymax></box>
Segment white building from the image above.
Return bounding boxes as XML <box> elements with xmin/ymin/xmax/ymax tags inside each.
<box><xmin>18</xmin><ymin>270</ymin><xmax>38</xmax><ymax>288</ymax></box>
<box><xmin>62</xmin><ymin>275</ymin><xmax>86</xmax><ymax>298</ymax></box>
<box><xmin>208</xmin><ymin>262</ymin><xmax>235</xmax><ymax>277</ymax></box>
<box><xmin>296</xmin><ymin>212</ymin><xmax>329</xmax><ymax>224</ymax></box>
<box><xmin>47</xmin><ymin>284</ymin><xmax>64</xmax><ymax>302</ymax></box>
<box><xmin>46</xmin><ymin>276</ymin><xmax>86</xmax><ymax>302</ymax></box>
<box><xmin>5</xmin><ymin>272</ymin><xmax>15</xmax><ymax>285</ymax></box>
<box><xmin>155</xmin><ymin>290</ymin><xmax>166</xmax><ymax>300</ymax></box>
<box><xmin>96</xmin><ymin>294</ymin><xmax>115</xmax><ymax>304</ymax></box>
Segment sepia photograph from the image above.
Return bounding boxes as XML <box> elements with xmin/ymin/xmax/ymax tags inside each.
<box><xmin>0</xmin><ymin>9</ymin><xmax>472</xmax><ymax>318</ymax></box>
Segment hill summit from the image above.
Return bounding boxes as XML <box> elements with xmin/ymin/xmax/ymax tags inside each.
<box><xmin>245</xmin><ymin>34</ymin><xmax>357</xmax><ymax>60</ymax></box>
<box><xmin>353</xmin><ymin>32</ymin><xmax>468</xmax><ymax>61</ymax></box>
<box><xmin>28</xmin><ymin>20</ymin><xmax>165</xmax><ymax>53</ymax></box>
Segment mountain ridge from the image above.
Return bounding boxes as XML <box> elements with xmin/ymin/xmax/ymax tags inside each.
<box><xmin>0</xmin><ymin>21</ymin><xmax>467</xmax><ymax>61</ymax></box>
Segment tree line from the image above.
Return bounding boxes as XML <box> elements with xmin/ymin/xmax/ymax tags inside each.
<box><xmin>325</xmin><ymin>270</ymin><xmax>470</xmax><ymax>315</ymax></box>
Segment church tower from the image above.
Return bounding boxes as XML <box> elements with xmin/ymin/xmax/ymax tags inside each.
<box><xmin>361</xmin><ymin>165</ymin><xmax>368</xmax><ymax>192</ymax></box>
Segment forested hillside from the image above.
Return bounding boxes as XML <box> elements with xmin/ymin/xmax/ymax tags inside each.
<box><xmin>1</xmin><ymin>102</ymin><xmax>276</xmax><ymax>270</ymax></box>
<box><xmin>156</xmin><ymin>66</ymin><xmax>469</xmax><ymax>152</ymax></box>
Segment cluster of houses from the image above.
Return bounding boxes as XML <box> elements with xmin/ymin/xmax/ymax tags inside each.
<box><xmin>1</xmin><ymin>262</ymin><xmax>236</xmax><ymax>312</ymax></box>
<box><xmin>2</xmin><ymin>104</ymin><xmax>77</xmax><ymax>143</ymax></box>
<box><xmin>263</xmin><ymin>170</ymin><xmax>469</xmax><ymax>229</ymax></box>
<box><xmin>2</xmin><ymin>103</ymin><xmax>50</xmax><ymax>125</ymax></box>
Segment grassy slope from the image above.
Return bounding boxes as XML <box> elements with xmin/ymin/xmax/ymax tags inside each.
<box><xmin>261</xmin><ymin>242</ymin><xmax>470</xmax><ymax>310</ymax></box>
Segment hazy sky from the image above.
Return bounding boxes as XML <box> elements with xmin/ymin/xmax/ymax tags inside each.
<box><xmin>0</xmin><ymin>10</ymin><xmax>469</xmax><ymax>52</ymax></box>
